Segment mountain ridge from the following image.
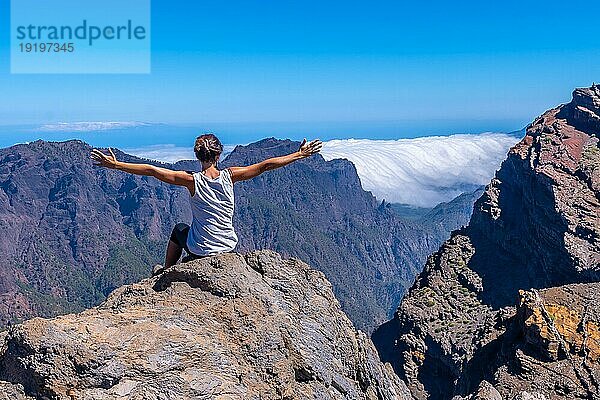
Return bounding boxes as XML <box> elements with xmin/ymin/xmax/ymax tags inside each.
<box><xmin>0</xmin><ymin>137</ymin><xmax>479</xmax><ymax>332</ymax></box>
<box><xmin>373</xmin><ymin>85</ymin><xmax>600</xmax><ymax>399</ymax></box>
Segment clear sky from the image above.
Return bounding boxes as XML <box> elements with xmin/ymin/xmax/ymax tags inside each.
<box><xmin>0</xmin><ymin>0</ymin><xmax>599</xmax><ymax>141</ymax></box>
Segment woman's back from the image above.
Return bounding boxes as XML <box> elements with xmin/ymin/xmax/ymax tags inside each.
<box><xmin>91</xmin><ymin>135</ymin><xmax>322</xmax><ymax>269</ymax></box>
<box><xmin>187</xmin><ymin>168</ymin><xmax>238</xmax><ymax>256</ymax></box>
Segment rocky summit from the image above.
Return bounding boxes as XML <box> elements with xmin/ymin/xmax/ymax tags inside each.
<box><xmin>373</xmin><ymin>85</ymin><xmax>600</xmax><ymax>399</ymax></box>
<box><xmin>0</xmin><ymin>250</ymin><xmax>411</xmax><ymax>400</ymax></box>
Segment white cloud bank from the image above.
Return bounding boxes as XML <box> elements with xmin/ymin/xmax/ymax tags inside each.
<box><xmin>320</xmin><ymin>134</ymin><xmax>521</xmax><ymax>207</ymax></box>
<box><xmin>123</xmin><ymin>133</ymin><xmax>520</xmax><ymax>208</ymax></box>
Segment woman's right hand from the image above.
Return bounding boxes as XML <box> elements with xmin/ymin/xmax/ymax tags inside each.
<box><xmin>90</xmin><ymin>148</ymin><xmax>119</xmax><ymax>169</ymax></box>
<box><xmin>298</xmin><ymin>138</ymin><xmax>323</xmax><ymax>158</ymax></box>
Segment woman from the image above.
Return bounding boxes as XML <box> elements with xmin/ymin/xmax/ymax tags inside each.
<box><xmin>90</xmin><ymin>134</ymin><xmax>323</xmax><ymax>273</ymax></box>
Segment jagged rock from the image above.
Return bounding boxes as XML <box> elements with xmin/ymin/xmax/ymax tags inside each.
<box><xmin>488</xmin><ymin>284</ymin><xmax>600</xmax><ymax>399</ymax></box>
<box><xmin>374</xmin><ymin>85</ymin><xmax>600</xmax><ymax>399</ymax></box>
<box><xmin>519</xmin><ymin>284</ymin><xmax>600</xmax><ymax>363</ymax></box>
<box><xmin>0</xmin><ymin>250</ymin><xmax>411</xmax><ymax>400</ymax></box>
<box><xmin>451</xmin><ymin>381</ymin><xmax>501</xmax><ymax>400</ymax></box>
<box><xmin>373</xmin><ymin>235</ymin><xmax>499</xmax><ymax>399</ymax></box>
<box><xmin>0</xmin><ymin>381</ymin><xmax>32</xmax><ymax>400</ymax></box>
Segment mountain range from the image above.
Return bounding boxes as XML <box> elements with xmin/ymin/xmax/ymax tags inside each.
<box><xmin>0</xmin><ymin>85</ymin><xmax>597</xmax><ymax>399</ymax></box>
<box><xmin>0</xmin><ymin>137</ymin><xmax>479</xmax><ymax>333</ymax></box>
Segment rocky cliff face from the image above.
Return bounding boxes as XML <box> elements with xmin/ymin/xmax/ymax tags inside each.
<box><xmin>0</xmin><ymin>250</ymin><xmax>411</xmax><ymax>400</ymax></box>
<box><xmin>373</xmin><ymin>85</ymin><xmax>600</xmax><ymax>399</ymax></box>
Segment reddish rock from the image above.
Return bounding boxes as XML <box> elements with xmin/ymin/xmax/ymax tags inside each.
<box><xmin>374</xmin><ymin>85</ymin><xmax>600</xmax><ymax>399</ymax></box>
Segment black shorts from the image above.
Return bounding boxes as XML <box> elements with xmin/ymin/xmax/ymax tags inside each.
<box><xmin>170</xmin><ymin>223</ymin><xmax>194</xmax><ymax>255</ymax></box>
<box><xmin>170</xmin><ymin>223</ymin><xmax>233</xmax><ymax>260</ymax></box>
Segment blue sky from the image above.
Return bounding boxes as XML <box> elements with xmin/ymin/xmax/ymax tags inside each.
<box><xmin>0</xmin><ymin>0</ymin><xmax>599</xmax><ymax>146</ymax></box>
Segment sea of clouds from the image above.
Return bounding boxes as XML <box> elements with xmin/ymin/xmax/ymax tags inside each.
<box><xmin>125</xmin><ymin>133</ymin><xmax>521</xmax><ymax>208</ymax></box>
<box><xmin>29</xmin><ymin>122</ymin><xmax>520</xmax><ymax>206</ymax></box>
<box><xmin>319</xmin><ymin>133</ymin><xmax>521</xmax><ymax>207</ymax></box>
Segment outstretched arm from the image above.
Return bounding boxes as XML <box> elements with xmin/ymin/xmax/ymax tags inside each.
<box><xmin>90</xmin><ymin>148</ymin><xmax>195</xmax><ymax>194</ymax></box>
<box><xmin>228</xmin><ymin>139</ymin><xmax>323</xmax><ymax>183</ymax></box>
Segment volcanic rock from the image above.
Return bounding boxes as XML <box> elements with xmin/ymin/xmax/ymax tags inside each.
<box><xmin>0</xmin><ymin>250</ymin><xmax>411</xmax><ymax>400</ymax></box>
<box><xmin>374</xmin><ymin>86</ymin><xmax>600</xmax><ymax>399</ymax></box>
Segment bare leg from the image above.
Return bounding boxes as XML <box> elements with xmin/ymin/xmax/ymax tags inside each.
<box><xmin>164</xmin><ymin>239</ymin><xmax>183</xmax><ymax>268</ymax></box>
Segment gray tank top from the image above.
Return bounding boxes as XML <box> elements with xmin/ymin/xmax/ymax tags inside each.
<box><xmin>186</xmin><ymin>168</ymin><xmax>238</xmax><ymax>256</ymax></box>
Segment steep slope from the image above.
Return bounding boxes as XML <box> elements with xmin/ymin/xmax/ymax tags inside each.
<box><xmin>0</xmin><ymin>140</ymin><xmax>190</xmax><ymax>326</ymax></box>
<box><xmin>391</xmin><ymin>187</ymin><xmax>484</xmax><ymax>246</ymax></box>
<box><xmin>0</xmin><ymin>250</ymin><xmax>412</xmax><ymax>400</ymax></box>
<box><xmin>373</xmin><ymin>85</ymin><xmax>600</xmax><ymax>399</ymax></box>
<box><xmin>418</xmin><ymin>187</ymin><xmax>483</xmax><ymax>240</ymax></box>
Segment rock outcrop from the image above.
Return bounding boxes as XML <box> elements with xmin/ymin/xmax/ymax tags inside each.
<box><xmin>373</xmin><ymin>85</ymin><xmax>600</xmax><ymax>399</ymax></box>
<box><xmin>491</xmin><ymin>283</ymin><xmax>600</xmax><ymax>398</ymax></box>
<box><xmin>0</xmin><ymin>250</ymin><xmax>411</xmax><ymax>400</ymax></box>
